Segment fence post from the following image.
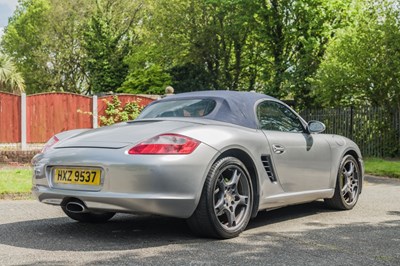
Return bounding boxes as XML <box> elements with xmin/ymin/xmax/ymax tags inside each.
<box><xmin>350</xmin><ymin>105</ymin><xmax>354</xmax><ymax>140</ymax></box>
<box><xmin>92</xmin><ymin>95</ymin><xmax>98</xmax><ymax>129</ymax></box>
<box><xmin>21</xmin><ymin>93</ymin><xmax>27</xmax><ymax>150</ymax></box>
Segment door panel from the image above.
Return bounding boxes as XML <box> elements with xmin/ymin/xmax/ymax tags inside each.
<box><xmin>257</xmin><ymin>100</ymin><xmax>332</xmax><ymax>193</ymax></box>
<box><xmin>263</xmin><ymin>131</ymin><xmax>331</xmax><ymax>192</ymax></box>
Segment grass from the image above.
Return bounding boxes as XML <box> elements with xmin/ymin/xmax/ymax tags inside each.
<box><xmin>364</xmin><ymin>158</ymin><xmax>400</xmax><ymax>179</ymax></box>
<box><xmin>0</xmin><ymin>169</ymin><xmax>32</xmax><ymax>197</ymax></box>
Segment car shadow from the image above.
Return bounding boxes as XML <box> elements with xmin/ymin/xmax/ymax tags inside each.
<box><xmin>3</xmin><ymin>213</ymin><xmax>399</xmax><ymax>266</ymax></box>
<box><xmin>0</xmin><ymin>201</ymin><xmax>340</xmax><ymax>252</ymax></box>
<box><xmin>0</xmin><ymin>214</ymin><xmax>196</xmax><ymax>252</ymax></box>
<box><xmin>365</xmin><ymin>175</ymin><xmax>400</xmax><ymax>186</ymax></box>
<box><xmin>248</xmin><ymin>200</ymin><xmax>333</xmax><ymax>229</ymax></box>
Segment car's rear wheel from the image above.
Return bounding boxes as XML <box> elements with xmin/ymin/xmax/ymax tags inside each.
<box><xmin>61</xmin><ymin>206</ymin><xmax>115</xmax><ymax>223</ymax></box>
<box><xmin>187</xmin><ymin>157</ymin><xmax>253</xmax><ymax>239</ymax></box>
<box><xmin>325</xmin><ymin>155</ymin><xmax>361</xmax><ymax>210</ymax></box>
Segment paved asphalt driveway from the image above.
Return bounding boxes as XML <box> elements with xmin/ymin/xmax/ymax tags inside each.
<box><xmin>0</xmin><ymin>176</ymin><xmax>399</xmax><ymax>266</ymax></box>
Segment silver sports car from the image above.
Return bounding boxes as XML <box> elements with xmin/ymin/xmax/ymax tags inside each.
<box><xmin>32</xmin><ymin>91</ymin><xmax>364</xmax><ymax>238</ymax></box>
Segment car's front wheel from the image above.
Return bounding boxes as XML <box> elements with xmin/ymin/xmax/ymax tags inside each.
<box><xmin>61</xmin><ymin>206</ymin><xmax>115</xmax><ymax>223</ymax></box>
<box><xmin>325</xmin><ymin>154</ymin><xmax>361</xmax><ymax>210</ymax></box>
<box><xmin>187</xmin><ymin>157</ymin><xmax>253</xmax><ymax>239</ymax></box>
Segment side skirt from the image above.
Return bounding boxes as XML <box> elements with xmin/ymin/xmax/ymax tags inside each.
<box><xmin>259</xmin><ymin>189</ymin><xmax>335</xmax><ymax>210</ymax></box>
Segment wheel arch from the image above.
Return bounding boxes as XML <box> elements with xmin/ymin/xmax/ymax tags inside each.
<box><xmin>215</xmin><ymin>148</ymin><xmax>260</xmax><ymax>218</ymax></box>
<box><xmin>344</xmin><ymin>149</ymin><xmax>359</xmax><ymax>161</ymax></box>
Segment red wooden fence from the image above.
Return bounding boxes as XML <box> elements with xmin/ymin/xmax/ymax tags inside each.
<box><xmin>0</xmin><ymin>92</ymin><xmax>155</xmax><ymax>144</ymax></box>
<box><xmin>0</xmin><ymin>92</ymin><xmax>21</xmax><ymax>143</ymax></box>
<box><xmin>27</xmin><ymin>93</ymin><xmax>93</xmax><ymax>143</ymax></box>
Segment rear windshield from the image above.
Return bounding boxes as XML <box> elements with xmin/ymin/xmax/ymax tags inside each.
<box><xmin>139</xmin><ymin>99</ymin><xmax>216</xmax><ymax>118</ymax></box>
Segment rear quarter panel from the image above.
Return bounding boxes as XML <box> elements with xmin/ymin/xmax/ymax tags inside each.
<box><xmin>173</xmin><ymin>124</ymin><xmax>287</xmax><ymax>204</ymax></box>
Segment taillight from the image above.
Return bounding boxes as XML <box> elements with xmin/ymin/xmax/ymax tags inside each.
<box><xmin>41</xmin><ymin>136</ymin><xmax>59</xmax><ymax>153</ymax></box>
<box><xmin>128</xmin><ymin>134</ymin><xmax>200</xmax><ymax>154</ymax></box>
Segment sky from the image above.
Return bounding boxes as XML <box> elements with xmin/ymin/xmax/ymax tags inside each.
<box><xmin>0</xmin><ymin>0</ymin><xmax>19</xmax><ymax>39</ymax></box>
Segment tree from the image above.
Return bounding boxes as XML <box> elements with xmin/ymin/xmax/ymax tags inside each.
<box><xmin>2</xmin><ymin>0</ymin><xmax>144</xmax><ymax>94</ymax></box>
<box><xmin>0</xmin><ymin>53</ymin><xmax>25</xmax><ymax>93</ymax></box>
<box><xmin>253</xmin><ymin>0</ymin><xmax>352</xmax><ymax>107</ymax></box>
<box><xmin>125</xmin><ymin>0</ymin><xmax>350</xmax><ymax>104</ymax></box>
<box><xmin>2</xmin><ymin>0</ymin><xmax>381</xmax><ymax>110</ymax></box>
<box><xmin>119</xmin><ymin>64</ymin><xmax>171</xmax><ymax>94</ymax></box>
<box><xmin>1</xmin><ymin>0</ymin><xmax>52</xmax><ymax>93</ymax></box>
<box><xmin>124</xmin><ymin>0</ymin><xmax>260</xmax><ymax>93</ymax></box>
<box><xmin>169</xmin><ymin>63</ymin><xmax>213</xmax><ymax>93</ymax></box>
<box><xmin>43</xmin><ymin>0</ymin><xmax>94</xmax><ymax>93</ymax></box>
<box><xmin>313</xmin><ymin>0</ymin><xmax>400</xmax><ymax>109</ymax></box>
<box><xmin>1</xmin><ymin>0</ymin><xmax>93</xmax><ymax>93</ymax></box>
<box><xmin>84</xmin><ymin>0</ymin><xmax>143</xmax><ymax>93</ymax></box>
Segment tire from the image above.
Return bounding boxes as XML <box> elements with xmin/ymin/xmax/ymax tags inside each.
<box><xmin>61</xmin><ymin>206</ymin><xmax>115</xmax><ymax>223</ymax></box>
<box><xmin>187</xmin><ymin>157</ymin><xmax>253</xmax><ymax>239</ymax></box>
<box><xmin>325</xmin><ymin>155</ymin><xmax>361</xmax><ymax>210</ymax></box>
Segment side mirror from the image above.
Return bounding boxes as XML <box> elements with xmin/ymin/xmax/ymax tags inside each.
<box><xmin>308</xmin><ymin>120</ymin><xmax>326</xmax><ymax>134</ymax></box>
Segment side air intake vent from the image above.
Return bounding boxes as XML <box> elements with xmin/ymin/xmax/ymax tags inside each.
<box><xmin>261</xmin><ymin>155</ymin><xmax>277</xmax><ymax>182</ymax></box>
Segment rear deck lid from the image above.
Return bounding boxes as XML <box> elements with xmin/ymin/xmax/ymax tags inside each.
<box><xmin>54</xmin><ymin>120</ymin><xmax>196</xmax><ymax>149</ymax></box>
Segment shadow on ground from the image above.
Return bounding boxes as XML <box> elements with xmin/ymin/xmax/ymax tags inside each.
<box><xmin>365</xmin><ymin>175</ymin><xmax>400</xmax><ymax>186</ymax></box>
<box><xmin>0</xmin><ymin>201</ymin><xmax>332</xmax><ymax>252</ymax></box>
<box><xmin>0</xmin><ymin>200</ymin><xmax>399</xmax><ymax>265</ymax></box>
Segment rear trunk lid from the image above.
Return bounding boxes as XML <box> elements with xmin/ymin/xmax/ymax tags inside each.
<box><xmin>55</xmin><ymin>120</ymin><xmax>197</xmax><ymax>149</ymax></box>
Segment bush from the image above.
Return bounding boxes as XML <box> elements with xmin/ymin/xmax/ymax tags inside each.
<box><xmin>99</xmin><ymin>96</ymin><xmax>143</xmax><ymax>126</ymax></box>
<box><xmin>78</xmin><ymin>95</ymin><xmax>143</xmax><ymax>126</ymax></box>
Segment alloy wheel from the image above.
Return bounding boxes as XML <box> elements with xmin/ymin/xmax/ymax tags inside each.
<box><xmin>213</xmin><ymin>165</ymin><xmax>251</xmax><ymax>231</ymax></box>
<box><xmin>340</xmin><ymin>159</ymin><xmax>359</xmax><ymax>205</ymax></box>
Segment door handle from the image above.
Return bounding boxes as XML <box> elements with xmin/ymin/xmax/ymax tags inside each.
<box><xmin>272</xmin><ymin>144</ymin><xmax>285</xmax><ymax>154</ymax></box>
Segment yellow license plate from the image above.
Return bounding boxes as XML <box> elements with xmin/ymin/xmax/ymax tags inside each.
<box><xmin>53</xmin><ymin>168</ymin><xmax>101</xmax><ymax>186</ymax></box>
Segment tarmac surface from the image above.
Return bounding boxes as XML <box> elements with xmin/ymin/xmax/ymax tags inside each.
<box><xmin>0</xmin><ymin>176</ymin><xmax>399</xmax><ymax>265</ymax></box>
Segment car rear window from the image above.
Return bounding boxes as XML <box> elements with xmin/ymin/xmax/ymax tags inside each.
<box><xmin>138</xmin><ymin>99</ymin><xmax>217</xmax><ymax>118</ymax></box>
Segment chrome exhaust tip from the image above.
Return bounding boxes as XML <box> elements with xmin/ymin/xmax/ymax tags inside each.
<box><xmin>65</xmin><ymin>201</ymin><xmax>88</xmax><ymax>213</ymax></box>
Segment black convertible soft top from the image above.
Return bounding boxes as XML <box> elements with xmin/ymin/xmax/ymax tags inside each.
<box><xmin>141</xmin><ymin>91</ymin><xmax>276</xmax><ymax>129</ymax></box>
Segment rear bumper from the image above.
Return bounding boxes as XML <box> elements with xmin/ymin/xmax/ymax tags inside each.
<box><xmin>32</xmin><ymin>143</ymin><xmax>218</xmax><ymax>218</ymax></box>
<box><xmin>32</xmin><ymin>186</ymin><xmax>197</xmax><ymax>218</ymax></box>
